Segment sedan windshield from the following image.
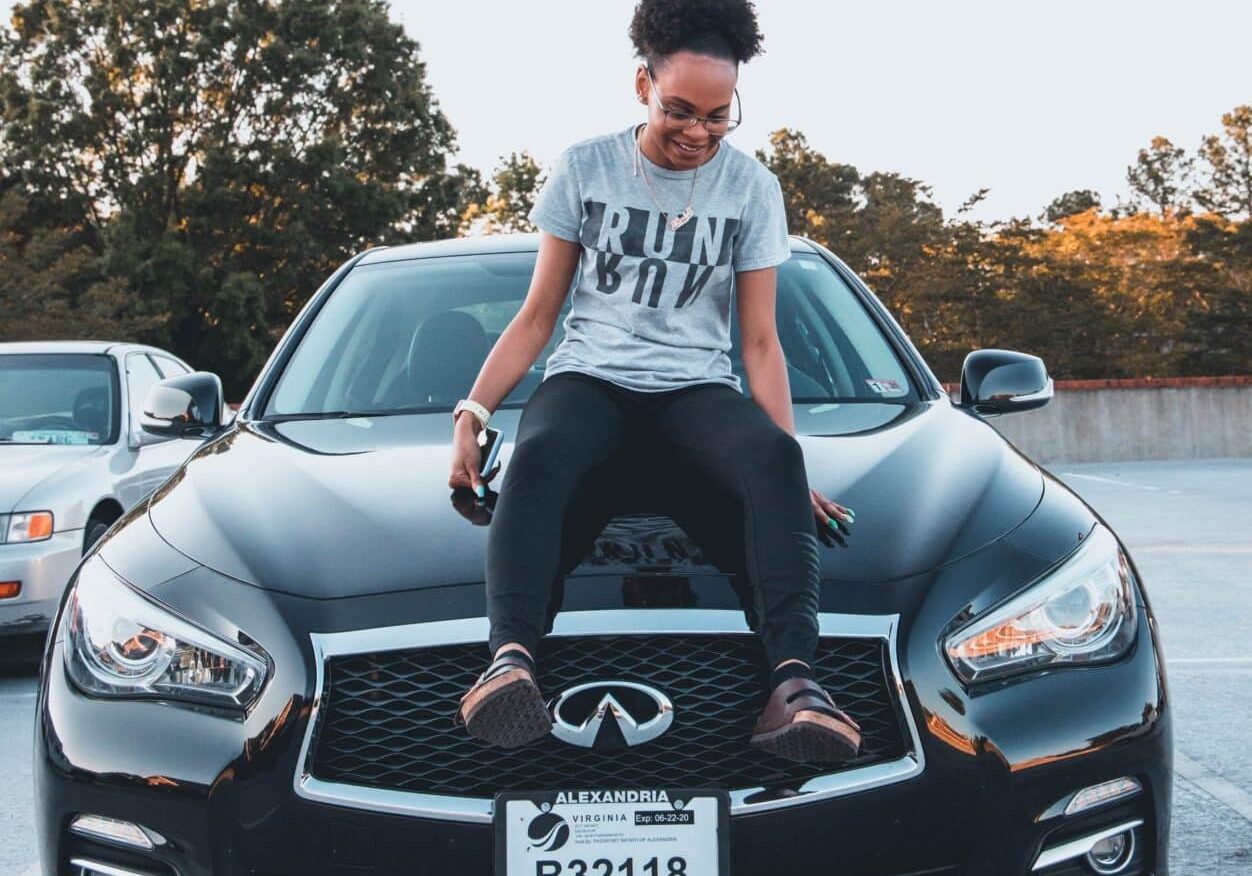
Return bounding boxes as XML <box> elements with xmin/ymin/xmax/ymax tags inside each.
<box><xmin>265</xmin><ymin>250</ymin><xmax>917</xmax><ymax>419</ymax></box>
<box><xmin>0</xmin><ymin>354</ymin><xmax>120</xmax><ymax>445</ymax></box>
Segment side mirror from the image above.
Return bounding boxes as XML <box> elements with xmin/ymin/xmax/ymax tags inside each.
<box><xmin>958</xmin><ymin>349</ymin><xmax>1053</xmax><ymax>416</ymax></box>
<box><xmin>141</xmin><ymin>372</ymin><xmax>226</xmax><ymax>439</ymax></box>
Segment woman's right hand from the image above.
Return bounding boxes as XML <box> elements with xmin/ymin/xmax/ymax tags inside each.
<box><xmin>448</xmin><ymin>414</ymin><xmax>488</xmax><ymax>496</ymax></box>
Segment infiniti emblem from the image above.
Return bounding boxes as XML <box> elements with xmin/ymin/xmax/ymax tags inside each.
<box><xmin>550</xmin><ymin>681</ymin><xmax>674</xmax><ymax>749</ymax></box>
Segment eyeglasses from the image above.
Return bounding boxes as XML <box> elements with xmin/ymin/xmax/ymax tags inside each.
<box><xmin>645</xmin><ymin>64</ymin><xmax>741</xmax><ymax>135</ymax></box>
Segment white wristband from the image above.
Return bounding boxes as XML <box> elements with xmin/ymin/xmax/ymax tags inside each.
<box><xmin>453</xmin><ymin>398</ymin><xmax>491</xmax><ymax>431</ymax></box>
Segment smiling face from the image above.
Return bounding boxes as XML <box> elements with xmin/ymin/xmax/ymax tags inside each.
<box><xmin>635</xmin><ymin>50</ymin><xmax>738</xmax><ymax>170</ymax></box>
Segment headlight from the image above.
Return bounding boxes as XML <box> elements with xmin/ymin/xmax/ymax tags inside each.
<box><xmin>6</xmin><ymin>510</ymin><xmax>54</xmax><ymax>543</ymax></box>
<box><xmin>944</xmin><ymin>524</ymin><xmax>1137</xmax><ymax>684</ymax></box>
<box><xmin>64</xmin><ymin>555</ymin><xmax>269</xmax><ymax>710</ymax></box>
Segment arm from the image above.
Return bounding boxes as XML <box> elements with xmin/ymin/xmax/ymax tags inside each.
<box><xmin>448</xmin><ymin>232</ymin><xmax>579</xmax><ymax>493</ymax></box>
<box><xmin>736</xmin><ymin>266</ymin><xmax>795</xmax><ymax>436</ymax></box>
<box><xmin>456</xmin><ymin>232</ymin><xmax>581</xmax><ymax>435</ymax></box>
<box><xmin>458</xmin><ymin>142</ymin><xmax>583</xmax><ymax>434</ymax></box>
<box><xmin>737</xmin><ymin>265</ymin><xmax>855</xmax><ymax>530</ymax></box>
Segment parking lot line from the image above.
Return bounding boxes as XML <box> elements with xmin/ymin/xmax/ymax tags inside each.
<box><xmin>1169</xmin><ymin>657</ymin><xmax>1252</xmax><ymax>664</ymax></box>
<box><xmin>1175</xmin><ymin>752</ymin><xmax>1252</xmax><ymax>824</ymax></box>
<box><xmin>1058</xmin><ymin>472</ymin><xmax>1161</xmax><ymax>491</ymax></box>
<box><xmin>1132</xmin><ymin>545</ymin><xmax>1252</xmax><ymax>555</ymax></box>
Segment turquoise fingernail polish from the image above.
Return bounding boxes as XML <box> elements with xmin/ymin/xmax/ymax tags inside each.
<box><xmin>827</xmin><ymin>518</ymin><xmax>838</xmax><ymax>530</ymax></box>
<box><xmin>475</xmin><ymin>485</ymin><xmax>485</xmax><ymax>498</ymax></box>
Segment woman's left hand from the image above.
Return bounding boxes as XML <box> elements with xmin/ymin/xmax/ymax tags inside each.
<box><xmin>810</xmin><ymin>487</ymin><xmax>855</xmax><ymax>534</ymax></box>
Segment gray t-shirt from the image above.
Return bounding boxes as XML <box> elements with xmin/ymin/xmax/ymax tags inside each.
<box><xmin>528</xmin><ymin>123</ymin><xmax>791</xmax><ymax>393</ymax></box>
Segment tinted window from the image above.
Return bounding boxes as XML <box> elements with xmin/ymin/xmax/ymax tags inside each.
<box><xmin>0</xmin><ymin>354</ymin><xmax>120</xmax><ymax>445</ymax></box>
<box><xmin>266</xmin><ymin>251</ymin><xmax>915</xmax><ymax>418</ymax></box>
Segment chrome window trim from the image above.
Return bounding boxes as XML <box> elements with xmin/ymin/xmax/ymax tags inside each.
<box><xmin>1031</xmin><ymin>818</ymin><xmax>1143</xmax><ymax>871</ymax></box>
<box><xmin>293</xmin><ymin>609</ymin><xmax>924</xmax><ymax>824</ymax></box>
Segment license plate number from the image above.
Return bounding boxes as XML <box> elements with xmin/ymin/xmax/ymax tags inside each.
<box><xmin>494</xmin><ymin>789</ymin><xmax>729</xmax><ymax>876</ymax></box>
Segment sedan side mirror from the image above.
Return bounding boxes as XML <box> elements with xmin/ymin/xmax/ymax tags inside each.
<box><xmin>957</xmin><ymin>349</ymin><xmax>1053</xmax><ymax>416</ymax></box>
<box><xmin>141</xmin><ymin>372</ymin><xmax>226</xmax><ymax>439</ymax></box>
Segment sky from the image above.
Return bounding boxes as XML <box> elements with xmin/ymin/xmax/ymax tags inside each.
<box><xmin>396</xmin><ymin>0</ymin><xmax>1251</xmax><ymax>222</ymax></box>
<box><xmin>3</xmin><ymin>0</ymin><xmax>1248</xmax><ymax>222</ymax></box>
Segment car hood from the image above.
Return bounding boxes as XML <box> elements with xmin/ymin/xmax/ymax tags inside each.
<box><xmin>147</xmin><ymin>400</ymin><xmax>1043</xmax><ymax>598</ymax></box>
<box><xmin>0</xmin><ymin>445</ymin><xmax>105</xmax><ymax>512</ymax></box>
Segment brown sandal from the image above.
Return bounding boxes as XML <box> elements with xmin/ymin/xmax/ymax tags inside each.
<box><xmin>453</xmin><ymin>651</ymin><xmax>553</xmax><ymax>748</ymax></box>
<box><xmin>750</xmin><ymin>677</ymin><xmax>863</xmax><ymax>764</ymax></box>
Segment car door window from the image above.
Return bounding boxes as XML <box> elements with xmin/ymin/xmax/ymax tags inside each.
<box><xmin>125</xmin><ymin>353</ymin><xmax>166</xmax><ymax>439</ymax></box>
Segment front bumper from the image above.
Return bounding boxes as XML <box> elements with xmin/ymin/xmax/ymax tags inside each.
<box><xmin>35</xmin><ymin>569</ymin><xmax>1171</xmax><ymax>876</ymax></box>
<box><xmin>0</xmin><ymin>529</ymin><xmax>80</xmax><ymax>636</ymax></box>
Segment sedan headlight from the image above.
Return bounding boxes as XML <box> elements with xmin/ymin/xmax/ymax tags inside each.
<box><xmin>6</xmin><ymin>510</ymin><xmax>54</xmax><ymax>543</ymax></box>
<box><xmin>64</xmin><ymin>555</ymin><xmax>269</xmax><ymax>710</ymax></box>
<box><xmin>944</xmin><ymin>524</ymin><xmax>1137</xmax><ymax>684</ymax></box>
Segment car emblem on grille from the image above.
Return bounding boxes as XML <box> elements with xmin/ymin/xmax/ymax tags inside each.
<box><xmin>550</xmin><ymin>681</ymin><xmax>674</xmax><ymax>749</ymax></box>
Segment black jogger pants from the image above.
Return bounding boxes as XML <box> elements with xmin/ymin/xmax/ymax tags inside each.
<box><xmin>484</xmin><ymin>370</ymin><xmax>821</xmax><ymax>670</ymax></box>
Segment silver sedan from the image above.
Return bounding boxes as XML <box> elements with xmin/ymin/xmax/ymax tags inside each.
<box><xmin>0</xmin><ymin>340</ymin><xmax>209</xmax><ymax>638</ymax></box>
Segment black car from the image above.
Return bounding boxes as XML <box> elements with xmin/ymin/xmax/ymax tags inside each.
<box><xmin>34</xmin><ymin>233</ymin><xmax>1171</xmax><ymax>876</ymax></box>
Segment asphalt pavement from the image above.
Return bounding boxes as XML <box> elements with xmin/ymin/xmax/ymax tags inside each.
<box><xmin>1049</xmin><ymin>459</ymin><xmax>1252</xmax><ymax>874</ymax></box>
<box><xmin>1</xmin><ymin>458</ymin><xmax>1249</xmax><ymax>874</ymax></box>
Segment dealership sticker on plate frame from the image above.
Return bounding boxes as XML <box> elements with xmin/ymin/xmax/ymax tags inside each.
<box><xmin>494</xmin><ymin>788</ymin><xmax>730</xmax><ymax>876</ymax></box>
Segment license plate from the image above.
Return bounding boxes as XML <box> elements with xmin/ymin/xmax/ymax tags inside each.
<box><xmin>494</xmin><ymin>788</ymin><xmax>730</xmax><ymax>876</ymax></box>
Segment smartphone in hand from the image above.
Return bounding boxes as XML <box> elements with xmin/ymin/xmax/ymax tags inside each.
<box><xmin>478</xmin><ymin>426</ymin><xmax>503</xmax><ymax>477</ymax></box>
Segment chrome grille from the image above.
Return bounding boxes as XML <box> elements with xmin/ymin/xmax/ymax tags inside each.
<box><xmin>308</xmin><ymin>631</ymin><xmax>908</xmax><ymax>797</ymax></box>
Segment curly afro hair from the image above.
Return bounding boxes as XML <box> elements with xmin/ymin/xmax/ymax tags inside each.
<box><xmin>628</xmin><ymin>0</ymin><xmax>765</xmax><ymax>68</ymax></box>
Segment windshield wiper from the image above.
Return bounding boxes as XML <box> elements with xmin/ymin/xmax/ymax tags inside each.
<box><xmin>263</xmin><ymin>407</ymin><xmax>437</xmax><ymax>423</ymax></box>
<box><xmin>263</xmin><ymin>410</ymin><xmax>369</xmax><ymax>422</ymax></box>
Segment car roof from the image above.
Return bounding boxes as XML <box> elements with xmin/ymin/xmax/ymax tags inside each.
<box><xmin>357</xmin><ymin>231</ymin><xmax>819</xmax><ymax>265</ymax></box>
<box><xmin>0</xmin><ymin>340</ymin><xmax>122</xmax><ymax>354</ymax></box>
<box><xmin>0</xmin><ymin>340</ymin><xmax>182</xmax><ymax>359</ymax></box>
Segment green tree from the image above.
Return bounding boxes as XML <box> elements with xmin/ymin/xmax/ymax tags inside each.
<box><xmin>890</xmin><ymin>216</ymin><xmax>998</xmax><ymax>382</ymax></box>
<box><xmin>1180</xmin><ymin>216</ymin><xmax>1252</xmax><ymax>373</ymax></box>
<box><xmin>1126</xmin><ymin>136</ymin><xmax>1194</xmax><ymax>215</ymax></box>
<box><xmin>1196</xmin><ymin>105</ymin><xmax>1252</xmax><ymax>220</ymax></box>
<box><xmin>460</xmin><ymin>151</ymin><xmax>542</xmax><ymax>235</ymax></box>
<box><xmin>755</xmin><ymin>128</ymin><xmax>859</xmax><ymax>243</ymax></box>
<box><xmin>847</xmin><ymin>170</ymin><xmax>945</xmax><ymax>304</ymax></box>
<box><xmin>1044</xmin><ymin>189</ymin><xmax>1101</xmax><ymax>223</ymax></box>
<box><xmin>0</xmin><ymin>0</ymin><xmax>472</xmax><ymax>397</ymax></box>
<box><xmin>758</xmin><ymin>127</ymin><xmax>951</xmax><ymax>359</ymax></box>
<box><xmin>0</xmin><ymin>182</ymin><xmax>165</xmax><ymax>340</ymax></box>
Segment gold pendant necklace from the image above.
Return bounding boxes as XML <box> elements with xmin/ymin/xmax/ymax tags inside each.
<box><xmin>633</xmin><ymin>124</ymin><xmax>698</xmax><ymax>231</ymax></box>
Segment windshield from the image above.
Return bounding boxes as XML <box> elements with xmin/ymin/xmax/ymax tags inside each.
<box><xmin>0</xmin><ymin>354</ymin><xmax>120</xmax><ymax>445</ymax></box>
<box><xmin>265</xmin><ymin>250</ymin><xmax>917</xmax><ymax>419</ymax></box>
